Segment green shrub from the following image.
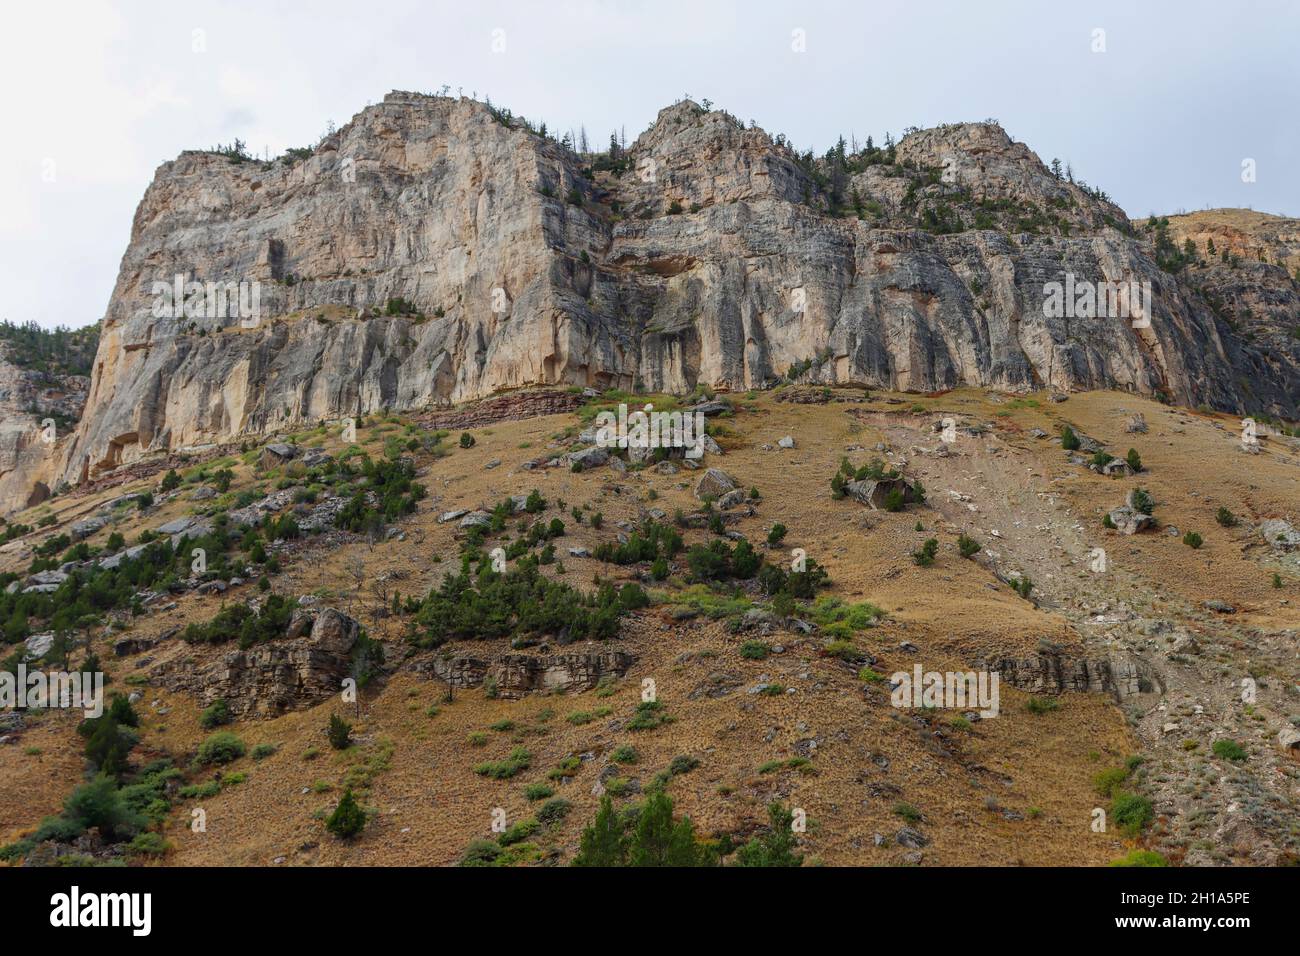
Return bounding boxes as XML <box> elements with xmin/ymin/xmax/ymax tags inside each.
<box><xmin>1212</xmin><ymin>739</ymin><xmax>1247</xmax><ymax>762</ymax></box>
<box><xmin>474</xmin><ymin>747</ymin><xmax>532</xmax><ymax>779</ymax></box>
<box><xmin>1092</xmin><ymin>765</ymin><xmax>1129</xmax><ymax>798</ymax></box>
<box><xmin>127</xmin><ymin>831</ymin><xmax>172</xmax><ymax>857</ymax></box>
<box><xmin>199</xmin><ymin>698</ymin><xmax>231</xmax><ymax>729</ymax></box>
<box><xmin>1110</xmin><ymin>791</ymin><xmax>1154</xmax><ymax>836</ymax></box>
<box><xmin>537</xmin><ymin>798</ymin><xmax>572</xmax><ymax>826</ymax></box>
<box><xmin>459</xmin><ymin>839</ymin><xmax>503</xmax><ymax>866</ymax></box>
<box><xmin>734</xmin><ymin>802</ymin><xmax>803</xmax><ymax>867</ymax></box>
<box><xmin>1215</xmin><ymin>507</ymin><xmax>1237</xmax><ymax>527</ymax></box>
<box><xmin>626</xmin><ymin>700</ymin><xmax>672</xmax><ymax>731</ymax></box>
<box><xmin>63</xmin><ymin>775</ymin><xmax>143</xmax><ymax>839</ymax></box>
<box><xmin>325</xmin><ymin>788</ymin><xmax>366</xmax><ymax>839</ymax></box>
<box><xmin>411</xmin><ymin>558</ymin><xmax>631</xmax><ymax>647</ymax></box>
<box><xmin>498</xmin><ymin>818</ymin><xmax>540</xmax><ymax>846</ymax></box>
<box><xmin>1182</xmin><ymin>530</ymin><xmax>1203</xmax><ymax>549</ymax></box>
<box><xmin>1109</xmin><ymin>849</ymin><xmax>1168</xmax><ymax>867</ymax></box>
<box><xmin>893</xmin><ymin>802</ymin><xmax>922</xmax><ymax>824</ymax></box>
<box><xmin>1025</xmin><ymin>695</ymin><xmax>1058</xmax><ymax>715</ymax></box>
<box><xmin>196</xmin><ymin>731</ymin><xmax>246</xmax><ymax>766</ymax></box>
<box><xmin>327</xmin><ymin>714</ymin><xmax>353</xmax><ymax>750</ymax></box>
<box><xmin>911</xmin><ymin>538</ymin><xmax>938</xmax><ymax>567</ymax></box>
<box><xmin>957</xmin><ymin>533</ymin><xmax>981</xmax><ymax>558</ymax></box>
<box><xmin>178</xmin><ymin>780</ymin><xmax>221</xmax><ymax>799</ymax></box>
<box><xmin>767</xmin><ymin>524</ymin><xmax>787</xmax><ymax>546</ymax></box>
<box><xmin>610</xmin><ymin>745</ymin><xmax>639</xmax><ymax>764</ymax></box>
<box><xmin>32</xmin><ymin>814</ymin><xmax>86</xmax><ymax>843</ymax></box>
<box><xmin>1060</xmin><ymin>426</ymin><xmax>1080</xmax><ymax>451</ymax></box>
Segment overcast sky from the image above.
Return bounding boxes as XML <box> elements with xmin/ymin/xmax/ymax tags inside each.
<box><xmin>3</xmin><ymin>0</ymin><xmax>1297</xmax><ymax>330</ymax></box>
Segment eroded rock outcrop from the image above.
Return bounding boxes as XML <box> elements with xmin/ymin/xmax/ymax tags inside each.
<box><xmin>155</xmin><ymin>607</ymin><xmax>360</xmax><ymax>717</ymax></box>
<box><xmin>34</xmin><ymin>93</ymin><xmax>1299</xmax><ymax>505</ymax></box>
<box><xmin>983</xmin><ymin>649</ymin><xmax>1161</xmax><ymax>701</ymax></box>
<box><xmin>417</xmin><ymin>649</ymin><xmax>634</xmax><ymax>698</ymax></box>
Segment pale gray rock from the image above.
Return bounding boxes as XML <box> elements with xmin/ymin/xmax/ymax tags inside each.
<box><xmin>70</xmin><ymin>516</ymin><xmax>109</xmax><ymax>540</ymax></box>
<box><xmin>6</xmin><ymin>94</ymin><xmax>1294</xmax><ymax>515</ymax></box>
<box><xmin>695</xmin><ymin>467</ymin><xmax>737</xmax><ymax>499</ymax></box>
<box><xmin>1108</xmin><ymin>505</ymin><xmax>1154</xmax><ymax>535</ymax></box>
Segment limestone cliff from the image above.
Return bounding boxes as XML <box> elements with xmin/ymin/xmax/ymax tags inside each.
<box><xmin>18</xmin><ymin>93</ymin><xmax>1300</xmax><ymax>509</ymax></box>
<box><xmin>0</xmin><ymin>342</ymin><xmax>90</xmax><ymax>511</ymax></box>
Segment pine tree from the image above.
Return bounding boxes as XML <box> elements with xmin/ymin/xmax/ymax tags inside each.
<box><xmin>735</xmin><ymin>802</ymin><xmax>804</xmax><ymax>866</ymax></box>
<box><xmin>628</xmin><ymin>791</ymin><xmax>712</xmax><ymax>866</ymax></box>
<box><xmin>326</xmin><ymin>788</ymin><xmax>366</xmax><ymax>838</ymax></box>
<box><xmin>573</xmin><ymin>794</ymin><xmax>626</xmax><ymax>866</ymax></box>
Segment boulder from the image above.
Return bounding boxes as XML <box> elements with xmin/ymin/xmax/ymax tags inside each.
<box><xmin>260</xmin><ymin>443</ymin><xmax>298</xmax><ymax>469</ymax></box>
<box><xmin>1259</xmin><ymin>518</ymin><xmax>1300</xmax><ymax>552</ymax></box>
<box><xmin>157</xmin><ymin>516</ymin><xmax>201</xmax><ymax>536</ymax></box>
<box><xmin>1277</xmin><ymin>728</ymin><xmax>1300</xmax><ymax>757</ymax></box>
<box><xmin>70</xmin><ymin>516</ymin><xmax>109</xmax><ymax>540</ymax></box>
<box><xmin>896</xmin><ymin>827</ymin><xmax>929</xmax><ymax>849</ymax></box>
<box><xmin>569</xmin><ymin>446</ymin><xmax>610</xmax><ymax>469</ymax></box>
<box><xmin>1074</xmin><ymin>432</ymin><xmax>1105</xmax><ymax>454</ymax></box>
<box><xmin>695</xmin><ymin>468</ymin><xmax>737</xmax><ymax>500</ymax></box>
<box><xmin>717</xmin><ymin>488</ymin><xmax>748</xmax><ymax>510</ymax></box>
<box><xmin>1125</xmin><ymin>413</ymin><xmax>1148</xmax><ymax>433</ymax></box>
<box><xmin>28</xmin><ymin>570</ymin><xmax>68</xmax><ymax>587</ymax></box>
<box><xmin>99</xmin><ymin>543</ymin><xmax>149</xmax><ymax>570</ymax></box>
<box><xmin>114</xmin><ymin>634</ymin><xmax>159</xmax><ymax>657</ymax></box>
<box><xmin>845</xmin><ymin>477</ymin><xmax>919</xmax><ymax>510</ymax></box>
<box><xmin>691</xmin><ymin>400</ymin><xmax>731</xmax><ymax>417</ymax></box>
<box><xmin>1108</xmin><ymin>505</ymin><xmax>1154</xmax><ymax>535</ymax></box>
<box><xmin>24</xmin><ymin>633</ymin><xmax>55</xmax><ymax>660</ymax></box>
<box><xmin>459</xmin><ymin>511</ymin><xmax>492</xmax><ymax>528</ymax></box>
<box><xmin>777</xmin><ymin>436</ymin><xmax>795</xmax><ymax>449</ymax></box>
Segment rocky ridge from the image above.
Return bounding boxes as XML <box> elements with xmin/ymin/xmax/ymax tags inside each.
<box><xmin>6</xmin><ymin>94</ymin><xmax>1299</xmax><ymax>516</ymax></box>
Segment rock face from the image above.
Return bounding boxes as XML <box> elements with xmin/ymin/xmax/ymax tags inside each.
<box><xmin>419</xmin><ymin>650</ymin><xmax>634</xmax><ymax>699</ymax></box>
<box><xmin>984</xmin><ymin>650</ymin><xmax>1161</xmax><ymax>701</ymax></box>
<box><xmin>23</xmin><ymin>94</ymin><xmax>1299</xmax><ymax>507</ymax></box>
<box><xmin>0</xmin><ymin>343</ymin><xmax>90</xmax><ymax>512</ymax></box>
<box><xmin>156</xmin><ymin>607</ymin><xmax>360</xmax><ymax>718</ymax></box>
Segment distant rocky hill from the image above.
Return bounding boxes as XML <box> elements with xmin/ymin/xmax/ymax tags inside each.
<box><xmin>1138</xmin><ymin>210</ymin><xmax>1300</xmax><ymax>401</ymax></box>
<box><xmin>4</xmin><ymin>94</ymin><xmax>1299</xmax><ymax>513</ymax></box>
<box><xmin>0</xmin><ymin>324</ymin><xmax>95</xmax><ymax>511</ymax></box>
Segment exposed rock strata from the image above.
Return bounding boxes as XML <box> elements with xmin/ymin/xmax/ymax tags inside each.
<box><xmin>12</xmin><ymin>94</ymin><xmax>1296</xmax><ymax>512</ymax></box>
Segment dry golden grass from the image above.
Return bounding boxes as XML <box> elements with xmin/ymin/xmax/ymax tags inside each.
<box><xmin>3</xmin><ymin>385</ymin><xmax>1297</xmax><ymax>866</ymax></box>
